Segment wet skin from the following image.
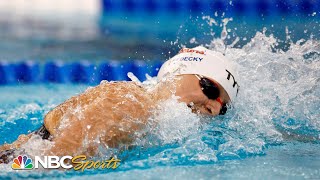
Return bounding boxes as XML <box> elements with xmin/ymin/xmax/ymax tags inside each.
<box><xmin>0</xmin><ymin>75</ymin><xmax>230</xmax><ymax>159</ymax></box>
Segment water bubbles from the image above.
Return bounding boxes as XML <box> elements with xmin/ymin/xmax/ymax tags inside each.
<box><xmin>100</xmin><ymin>80</ymin><xmax>108</xmax><ymax>84</ymax></box>
<box><xmin>147</xmin><ymin>97</ymin><xmax>200</xmax><ymax>145</ymax></box>
<box><xmin>127</xmin><ymin>72</ymin><xmax>141</xmax><ymax>84</ymax></box>
<box><xmin>0</xmin><ymin>103</ymin><xmax>43</xmax><ymax>124</ymax></box>
<box><xmin>124</xmin><ymin>93</ymin><xmax>138</xmax><ymax>102</ymax></box>
<box><xmin>224</xmin><ymin>30</ymin><xmax>319</xmax><ymax>144</ymax></box>
<box><xmin>202</xmin><ymin>16</ymin><xmax>218</xmax><ymax>27</ymax></box>
<box><xmin>189</xmin><ymin>37</ymin><xmax>197</xmax><ymax>44</ymax></box>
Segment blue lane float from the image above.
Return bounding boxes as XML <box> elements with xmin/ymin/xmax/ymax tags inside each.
<box><xmin>15</xmin><ymin>61</ymin><xmax>40</xmax><ymax>83</ymax></box>
<box><xmin>0</xmin><ymin>60</ymin><xmax>163</xmax><ymax>85</ymax></box>
<box><xmin>131</xmin><ymin>60</ymin><xmax>163</xmax><ymax>81</ymax></box>
<box><xmin>0</xmin><ymin>62</ymin><xmax>16</xmax><ymax>84</ymax></box>
<box><xmin>101</xmin><ymin>0</ymin><xmax>320</xmax><ymax>16</ymax></box>
<box><xmin>43</xmin><ymin>61</ymin><xmax>67</xmax><ymax>83</ymax></box>
<box><xmin>98</xmin><ymin>61</ymin><xmax>133</xmax><ymax>82</ymax></box>
<box><xmin>0</xmin><ymin>63</ymin><xmax>6</xmax><ymax>85</ymax></box>
<box><xmin>68</xmin><ymin>61</ymin><xmax>96</xmax><ymax>84</ymax></box>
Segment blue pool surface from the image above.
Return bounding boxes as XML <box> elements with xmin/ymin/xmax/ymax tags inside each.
<box><xmin>0</xmin><ymin>72</ymin><xmax>319</xmax><ymax>179</ymax></box>
<box><xmin>77</xmin><ymin>143</ymin><xmax>320</xmax><ymax>179</ymax></box>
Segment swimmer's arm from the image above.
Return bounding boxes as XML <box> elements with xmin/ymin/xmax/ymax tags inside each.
<box><xmin>44</xmin><ymin>118</ymin><xmax>86</xmax><ymax>157</ymax></box>
<box><xmin>44</xmin><ymin>96</ymin><xmax>81</xmax><ymax>136</ymax></box>
<box><xmin>44</xmin><ymin>84</ymin><xmax>103</xmax><ymax>135</ymax></box>
<box><xmin>0</xmin><ymin>134</ymin><xmax>32</xmax><ymax>152</ymax></box>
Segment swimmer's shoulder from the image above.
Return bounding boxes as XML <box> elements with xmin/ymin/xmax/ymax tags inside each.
<box><xmin>99</xmin><ymin>80</ymin><xmax>144</xmax><ymax>90</ymax></box>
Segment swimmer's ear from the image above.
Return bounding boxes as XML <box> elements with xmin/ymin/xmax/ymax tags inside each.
<box><xmin>187</xmin><ymin>102</ymin><xmax>195</xmax><ymax>108</ymax></box>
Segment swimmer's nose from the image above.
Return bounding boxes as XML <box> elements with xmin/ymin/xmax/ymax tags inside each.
<box><xmin>205</xmin><ymin>100</ymin><xmax>221</xmax><ymax>116</ymax></box>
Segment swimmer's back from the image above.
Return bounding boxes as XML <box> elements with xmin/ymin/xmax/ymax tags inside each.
<box><xmin>0</xmin><ymin>81</ymin><xmax>156</xmax><ymax>158</ymax></box>
<box><xmin>44</xmin><ymin>81</ymin><xmax>154</xmax><ymax>137</ymax></box>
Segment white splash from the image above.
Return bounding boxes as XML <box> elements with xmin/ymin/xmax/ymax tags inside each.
<box><xmin>127</xmin><ymin>72</ymin><xmax>142</xmax><ymax>84</ymax></box>
<box><xmin>147</xmin><ymin>96</ymin><xmax>201</xmax><ymax>145</ymax></box>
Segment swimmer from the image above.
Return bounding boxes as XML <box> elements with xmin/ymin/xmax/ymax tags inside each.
<box><xmin>0</xmin><ymin>46</ymin><xmax>239</xmax><ymax>164</ymax></box>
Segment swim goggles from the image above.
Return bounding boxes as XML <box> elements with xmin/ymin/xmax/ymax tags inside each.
<box><xmin>195</xmin><ymin>74</ymin><xmax>228</xmax><ymax>115</ymax></box>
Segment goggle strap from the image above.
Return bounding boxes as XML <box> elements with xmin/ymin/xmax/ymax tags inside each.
<box><xmin>216</xmin><ymin>97</ymin><xmax>223</xmax><ymax>107</ymax></box>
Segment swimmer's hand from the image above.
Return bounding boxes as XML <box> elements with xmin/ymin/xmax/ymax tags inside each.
<box><xmin>0</xmin><ymin>134</ymin><xmax>31</xmax><ymax>164</ymax></box>
<box><xmin>0</xmin><ymin>134</ymin><xmax>31</xmax><ymax>152</ymax></box>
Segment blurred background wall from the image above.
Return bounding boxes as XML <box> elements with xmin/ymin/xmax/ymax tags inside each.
<box><xmin>0</xmin><ymin>0</ymin><xmax>319</xmax><ymax>61</ymax></box>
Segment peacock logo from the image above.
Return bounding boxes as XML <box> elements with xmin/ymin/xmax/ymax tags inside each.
<box><xmin>11</xmin><ymin>155</ymin><xmax>34</xmax><ymax>170</ymax></box>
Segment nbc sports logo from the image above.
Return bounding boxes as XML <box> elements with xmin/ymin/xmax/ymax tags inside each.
<box><xmin>10</xmin><ymin>154</ymin><xmax>120</xmax><ymax>171</ymax></box>
<box><xmin>11</xmin><ymin>155</ymin><xmax>34</xmax><ymax>170</ymax></box>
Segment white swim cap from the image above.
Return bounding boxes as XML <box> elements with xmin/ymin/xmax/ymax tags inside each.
<box><xmin>157</xmin><ymin>46</ymin><xmax>240</xmax><ymax>101</ymax></box>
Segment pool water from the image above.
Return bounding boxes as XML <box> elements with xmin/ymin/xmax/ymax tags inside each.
<box><xmin>1</xmin><ymin>25</ymin><xmax>320</xmax><ymax>179</ymax></box>
<box><xmin>0</xmin><ymin>84</ymin><xmax>319</xmax><ymax>179</ymax></box>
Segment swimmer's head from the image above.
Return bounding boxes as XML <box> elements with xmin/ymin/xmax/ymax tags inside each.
<box><xmin>158</xmin><ymin>46</ymin><xmax>239</xmax><ymax>102</ymax></box>
<box><xmin>157</xmin><ymin>46</ymin><xmax>240</xmax><ymax>115</ymax></box>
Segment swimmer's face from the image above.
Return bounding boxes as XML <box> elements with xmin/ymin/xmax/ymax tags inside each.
<box><xmin>175</xmin><ymin>74</ymin><xmax>230</xmax><ymax>116</ymax></box>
